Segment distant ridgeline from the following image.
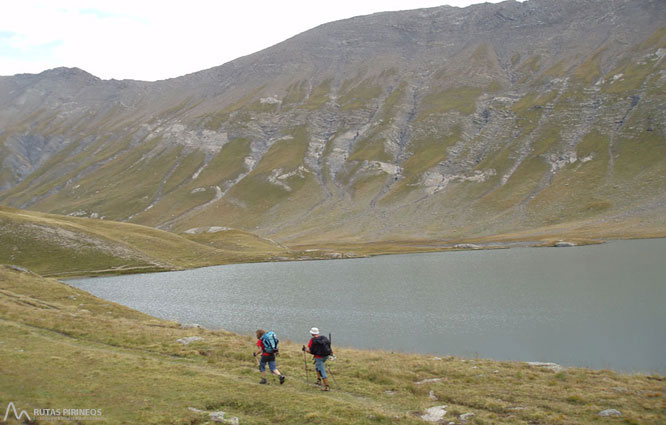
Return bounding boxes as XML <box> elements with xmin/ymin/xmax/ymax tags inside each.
<box><xmin>1</xmin><ymin>0</ymin><xmax>665</xmax><ymax>245</ymax></box>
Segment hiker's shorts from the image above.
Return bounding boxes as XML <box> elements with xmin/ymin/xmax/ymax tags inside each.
<box><xmin>315</xmin><ymin>356</ymin><xmax>328</xmax><ymax>378</ymax></box>
<box><xmin>259</xmin><ymin>357</ymin><xmax>276</xmax><ymax>372</ymax></box>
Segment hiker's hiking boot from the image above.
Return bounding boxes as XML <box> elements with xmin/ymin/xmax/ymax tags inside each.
<box><xmin>315</xmin><ymin>378</ymin><xmax>322</xmax><ymax>386</ymax></box>
<box><xmin>279</xmin><ymin>375</ymin><xmax>285</xmax><ymax>385</ymax></box>
<box><xmin>321</xmin><ymin>385</ymin><xmax>330</xmax><ymax>391</ymax></box>
<box><xmin>259</xmin><ymin>378</ymin><xmax>267</xmax><ymax>384</ymax></box>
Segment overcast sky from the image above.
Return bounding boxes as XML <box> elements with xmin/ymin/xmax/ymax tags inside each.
<box><xmin>0</xmin><ymin>0</ymin><xmax>513</xmax><ymax>81</ymax></box>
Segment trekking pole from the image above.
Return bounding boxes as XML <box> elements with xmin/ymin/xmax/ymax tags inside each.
<box><xmin>326</xmin><ymin>362</ymin><xmax>339</xmax><ymax>388</ymax></box>
<box><xmin>303</xmin><ymin>349</ymin><xmax>309</xmax><ymax>384</ymax></box>
<box><xmin>326</xmin><ymin>332</ymin><xmax>338</xmax><ymax>387</ymax></box>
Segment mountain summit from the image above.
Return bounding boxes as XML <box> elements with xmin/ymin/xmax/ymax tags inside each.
<box><xmin>1</xmin><ymin>0</ymin><xmax>665</xmax><ymax>244</ymax></box>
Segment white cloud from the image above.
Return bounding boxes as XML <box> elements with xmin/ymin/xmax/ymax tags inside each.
<box><xmin>0</xmin><ymin>0</ymin><xmax>512</xmax><ymax>81</ymax></box>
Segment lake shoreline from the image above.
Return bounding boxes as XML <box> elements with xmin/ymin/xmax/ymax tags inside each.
<box><xmin>58</xmin><ymin>231</ymin><xmax>666</xmax><ymax>280</ymax></box>
<box><xmin>66</xmin><ymin>238</ymin><xmax>666</xmax><ymax>374</ymax></box>
<box><xmin>56</xmin><ymin>235</ymin><xmax>613</xmax><ymax>280</ymax></box>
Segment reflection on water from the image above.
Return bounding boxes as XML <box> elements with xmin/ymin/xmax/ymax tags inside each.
<box><xmin>68</xmin><ymin>238</ymin><xmax>666</xmax><ymax>373</ymax></box>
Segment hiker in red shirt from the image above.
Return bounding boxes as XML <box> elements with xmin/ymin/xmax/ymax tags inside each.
<box><xmin>303</xmin><ymin>327</ymin><xmax>333</xmax><ymax>391</ymax></box>
<box><xmin>254</xmin><ymin>329</ymin><xmax>285</xmax><ymax>385</ymax></box>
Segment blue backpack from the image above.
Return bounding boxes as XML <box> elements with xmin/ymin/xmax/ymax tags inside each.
<box><xmin>261</xmin><ymin>331</ymin><xmax>279</xmax><ymax>354</ymax></box>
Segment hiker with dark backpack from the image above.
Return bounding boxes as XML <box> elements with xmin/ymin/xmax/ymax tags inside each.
<box><xmin>254</xmin><ymin>329</ymin><xmax>285</xmax><ymax>385</ymax></box>
<box><xmin>302</xmin><ymin>327</ymin><xmax>333</xmax><ymax>391</ymax></box>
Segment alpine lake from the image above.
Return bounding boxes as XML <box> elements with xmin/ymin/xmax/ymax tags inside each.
<box><xmin>67</xmin><ymin>238</ymin><xmax>666</xmax><ymax>374</ymax></box>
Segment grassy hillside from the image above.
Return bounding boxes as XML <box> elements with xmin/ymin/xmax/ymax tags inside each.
<box><xmin>1</xmin><ymin>266</ymin><xmax>664</xmax><ymax>425</ymax></box>
<box><xmin>3</xmin><ymin>204</ymin><xmax>665</xmax><ymax>283</ymax></box>
<box><xmin>0</xmin><ymin>206</ymin><xmax>290</xmax><ymax>277</ymax></box>
<box><xmin>182</xmin><ymin>227</ymin><xmax>286</xmax><ymax>254</ymax></box>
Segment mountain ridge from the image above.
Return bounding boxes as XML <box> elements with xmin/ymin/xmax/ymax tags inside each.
<box><xmin>1</xmin><ymin>0</ymin><xmax>665</xmax><ymax>244</ymax></box>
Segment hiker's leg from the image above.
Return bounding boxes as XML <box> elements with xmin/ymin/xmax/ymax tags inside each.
<box><xmin>268</xmin><ymin>360</ymin><xmax>279</xmax><ymax>375</ymax></box>
<box><xmin>259</xmin><ymin>358</ymin><xmax>267</xmax><ymax>379</ymax></box>
<box><xmin>316</xmin><ymin>358</ymin><xmax>329</xmax><ymax>389</ymax></box>
<box><xmin>266</xmin><ymin>359</ymin><xmax>285</xmax><ymax>383</ymax></box>
<box><xmin>315</xmin><ymin>358</ymin><xmax>327</xmax><ymax>379</ymax></box>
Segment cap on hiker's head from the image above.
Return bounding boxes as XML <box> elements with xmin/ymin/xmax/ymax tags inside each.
<box><xmin>310</xmin><ymin>327</ymin><xmax>319</xmax><ymax>335</ymax></box>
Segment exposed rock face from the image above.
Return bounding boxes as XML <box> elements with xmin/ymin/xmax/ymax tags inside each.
<box><xmin>1</xmin><ymin>0</ymin><xmax>665</xmax><ymax>244</ymax></box>
<box><xmin>189</xmin><ymin>408</ymin><xmax>239</xmax><ymax>424</ymax></box>
<box><xmin>176</xmin><ymin>336</ymin><xmax>204</xmax><ymax>345</ymax></box>
<box><xmin>454</xmin><ymin>244</ymin><xmax>482</xmax><ymax>250</ymax></box>
<box><xmin>525</xmin><ymin>362</ymin><xmax>565</xmax><ymax>372</ymax></box>
<box><xmin>180</xmin><ymin>323</ymin><xmax>204</xmax><ymax>329</ymax></box>
<box><xmin>210</xmin><ymin>411</ymin><xmax>240</xmax><ymax>424</ymax></box>
<box><xmin>599</xmin><ymin>409</ymin><xmax>622</xmax><ymax>417</ymax></box>
<box><xmin>415</xmin><ymin>377</ymin><xmax>444</xmax><ymax>385</ymax></box>
<box><xmin>421</xmin><ymin>406</ymin><xmax>447</xmax><ymax>422</ymax></box>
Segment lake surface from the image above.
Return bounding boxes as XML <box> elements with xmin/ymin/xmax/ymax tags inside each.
<box><xmin>67</xmin><ymin>238</ymin><xmax>666</xmax><ymax>373</ymax></box>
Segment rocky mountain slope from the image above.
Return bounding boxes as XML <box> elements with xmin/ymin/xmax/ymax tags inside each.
<box><xmin>1</xmin><ymin>0</ymin><xmax>665</xmax><ymax>244</ymax></box>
